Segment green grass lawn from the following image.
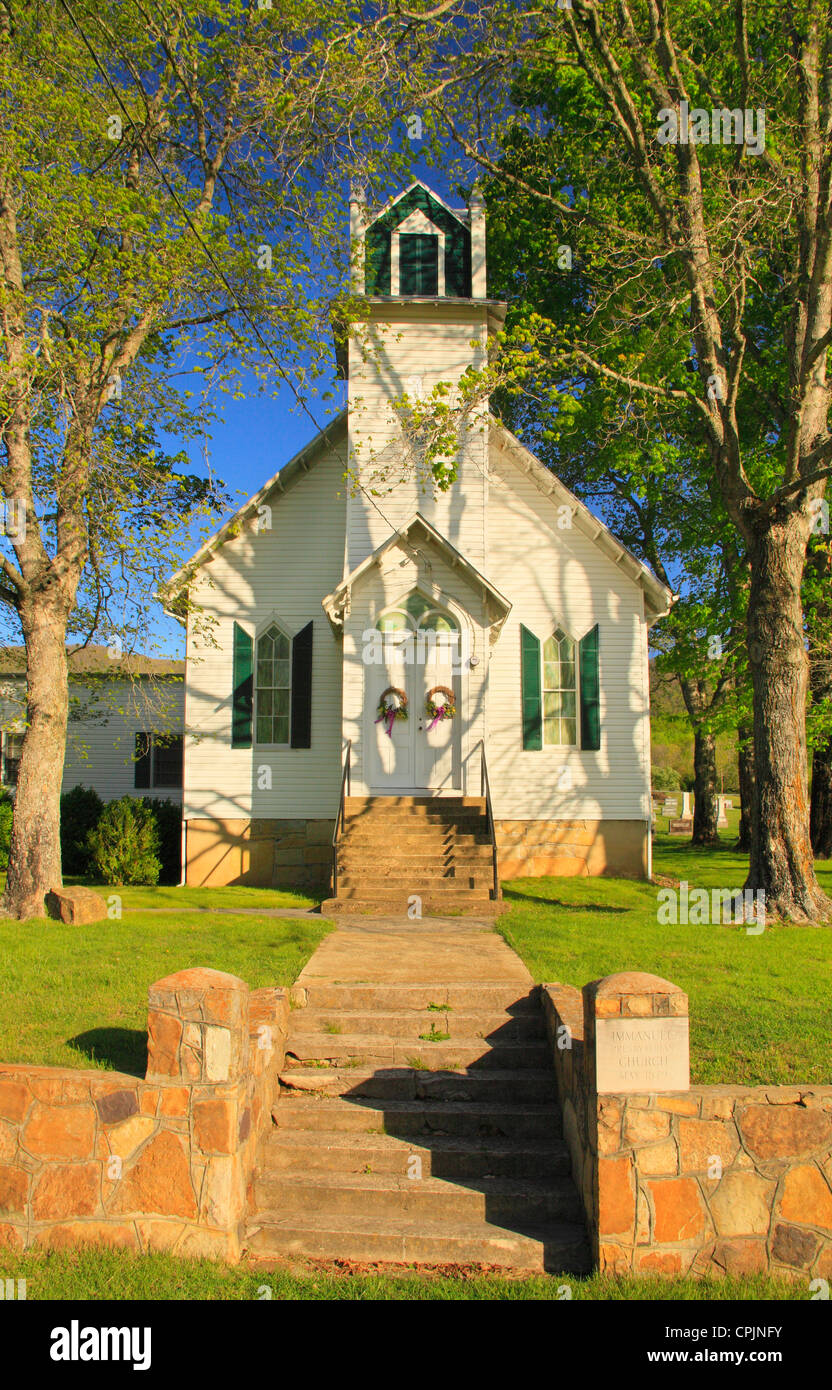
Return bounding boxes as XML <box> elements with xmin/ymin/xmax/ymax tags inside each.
<box><xmin>90</xmin><ymin>882</ymin><xmax>319</xmax><ymax>911</ymax></box>
<box><xmin>499</xmin><ymin>830</ymin><xmax>832</xmax><ymax>1086</ymax></box>
<box><xmin>0</xmin><ymin>905</ymin><xmax>331</xmax><ymax>1074</ymax></box>
<box><xmin>0</xmin><ymin>1246</ymin><xmax>808</xmax><ymax>1300</ymax></box>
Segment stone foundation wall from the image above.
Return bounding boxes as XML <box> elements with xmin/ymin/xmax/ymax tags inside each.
<box><xmin>0</xmin><ymin>968</ymin><xmax>288</xmax><ymax>1260</ymax></box>
<box><xmin>542</xmin><ymin>981</ymin><xmax>832</xmax><ymax>1280</ymax></box>
<box><xmin>185</xmin><ymin>818</ymin><xmax>334</xmax><ymax>890</ymax></box>
<box><xmin>496</xmin><ymin>819</ymin><xmax>648</xmax><ymax>880</ymax></box>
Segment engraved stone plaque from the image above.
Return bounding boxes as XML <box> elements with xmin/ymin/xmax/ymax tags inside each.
<box><xmin>595</xmin><ymin>1016</ymin><xmax>689</xmax><ymax>1093</ymax></box>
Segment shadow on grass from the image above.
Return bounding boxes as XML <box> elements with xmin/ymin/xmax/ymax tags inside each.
<box><xmin>502</xmin><ymin>887</ymin><xmax>630</xmax><ymax>914</ymax></box>
<box><xmin>67</xmin><ymin>1028</ymin><xmax>147</xmax><ymax>1077</ymax></box>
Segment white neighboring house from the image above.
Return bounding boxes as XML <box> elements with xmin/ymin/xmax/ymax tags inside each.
<box><xmin>0</xmin><ymin>646</ymin><xmax>184</xmax><ymax>804</ymax></box>
<box><xmin>163</xmin><ymin>181</ymin><xmax>672</xmax><ymax>894</ymax></box>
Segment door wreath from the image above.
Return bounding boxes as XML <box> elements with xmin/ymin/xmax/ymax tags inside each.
<box><xmin>375</xmin><ymin>686</ymin><xmax>408</xmax><ymax>737</ymax></box>
<box><xmin>425</xmin><ymin>685</ymin><xmax>456</xmax><ymax>730</ymax></box>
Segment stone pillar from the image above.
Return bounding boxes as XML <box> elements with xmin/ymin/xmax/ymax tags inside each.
<box><xmin>583</xmin><ymin>972</ymin><xmax>689</xmax><ymax>1095</ymax></box>
<box><xmin>146</xmin><ymin>968</ymin><xmax>250</xmax><ymax>1083</ymax></box>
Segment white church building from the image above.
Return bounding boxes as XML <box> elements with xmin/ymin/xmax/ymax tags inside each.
<box><xmin>163</xmin><ymin>181</ymin><xmax>671</xmax><ymax>905</ymax></box>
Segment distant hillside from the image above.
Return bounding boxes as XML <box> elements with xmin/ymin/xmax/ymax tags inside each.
<box><xmin>649</xmin><ymin>660</ymin><xmax>739</xmax><ymax>792</ymax></box>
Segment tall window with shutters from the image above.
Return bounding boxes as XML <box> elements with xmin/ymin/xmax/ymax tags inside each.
<box><xmin>232</xmin><ymin>619</ymin><xmax>313</xmax><ymax>750</ymax></box>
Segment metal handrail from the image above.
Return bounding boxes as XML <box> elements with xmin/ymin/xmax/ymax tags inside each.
<box><xmin>331</xmin><ymin>741</ymin><xmax>351</xmax><ymax>898</ymax></box>
<box><xmin>479</xmin><ymin>740</ymin><xmax>499</xmax><ymax>902</ymax></box>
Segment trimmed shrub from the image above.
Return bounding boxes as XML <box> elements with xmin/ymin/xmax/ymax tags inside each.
<box><xmin>141</xmin><ymin>797</ymin><xmax>182</xmax><ymax>885</ymax></box>
<box><xmin>87</xmin><ymin>796</ymin><xmax>161</xmax><ymax>886</ymax></box>
<box><xmin>0</xmin><ymin>789</ymin><xmax>13</xmax><ymax>870</ymax></box>
<box><xmin>60</xmin><ymin>785</ymin><xmax>104</xmax><ymax>876</ymax></box>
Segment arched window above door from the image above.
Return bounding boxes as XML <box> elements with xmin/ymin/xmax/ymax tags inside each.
<box><xmin>376</xmin><ymin>591</ymin><xmax>458</xmax><ymax>637</ymax></box>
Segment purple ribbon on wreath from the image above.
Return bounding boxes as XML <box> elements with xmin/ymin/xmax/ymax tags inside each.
<box><xmin>375</xmin><ymin>706</ymin><xmax>397</xmax><ymax>737</ymax></box>
<box><xmin>427</xmin><ymin>710</ymin><xmax>444</xmax><ymax>731</ymax></box>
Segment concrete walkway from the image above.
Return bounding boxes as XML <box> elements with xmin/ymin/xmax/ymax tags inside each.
<box><xmin>294</xmin><ymin>912</ymin><xmax>533</xmax><ymax>987</ymax></box>
<box><xmin>246</xmin><ymin>912</ymin><xmax>591</xmax><ymax>1273</ymax></box>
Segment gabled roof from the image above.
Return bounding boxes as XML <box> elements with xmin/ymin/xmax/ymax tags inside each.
<box><xmin>367</xmin><ymin>180</ymin><xmax>469</xmax><ymax>228</ymax></box>
<box><xmin>160</xmin><ymin>410</ymin><xmax>347</xmax><ymax>613</ymax></box>
<box><xmin>489</xmin><ymin>418</ymin><xmax>674</xmax><ymax>625</ymax></box>
<box><xmin>161</xmin><ymin>406</ymin><xmax>672</xmax><ymax>626</ymax></box>
<box><xmin>321</xmin><ymin>512</ymin><xmax>512</xmax><ymax>634</ymax></box>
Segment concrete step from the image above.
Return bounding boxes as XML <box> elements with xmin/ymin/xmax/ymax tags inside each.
<box><xmin>344</xmin><ymin>796</ymin><xmax>487</xmax><ymax>814</ymax></box>
<box><xmin>293</xmin><ymin>983</ymin><xmax>541</xmax><ymax>1012</ymax></box>
<box><xmin>285</xmin><ymin>1034</ymin><xmax>550</xmax><ymax>1070</ymax></box>
<box><xmin>278</xmin><ymin>1066</ymin><xmax>558</xmax><ymax>1104</ymax></box>
<box><xmin>337</xmin><ymin>851</ymin><xmax>494</xmax><ymax>869</ymax></box>
<box><xmin>245</xmin><ymin>1212</ymin><xmax>591</xmax><ymax>1273</ymax></box>
<box><xmin>252</xmin><ymin>1170</ymin><xmax>583</xmax><ymax>1225</ymax></box>
<box><xmin>335</xmin><ymin>872</ymin><xmax>494</xmax><ymax>890</ymax></box>
<box><xmin>258</xmin><ymin>1129</ymin><xmax>570</xmax><ymax>1180</ymax></box>
<box><xmin>320</xmin><ymin>900</ymin><xmax>501</xmax><ymax>917</ymax></box>
<box><xmin>271</xmin><ymin>1096</ymin><xmax>562</xmax><ymax>1139</ymax></box>
<box><xmin>289</xmin><ymin>1007</ymin><xmax>545</xmax><ymax>1040</ymax></box>
<box><xmin>342</xmin><ymin>827</ymin><xmax>491</xmax><ymax>844</ymax></box>
<box><xmin>327</xmin><ymin>888</ymin><xmax>496</xmax><ymax>905</ymax></box>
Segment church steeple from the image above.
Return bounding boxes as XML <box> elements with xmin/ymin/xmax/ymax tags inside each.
<box><xmin>345</xmin><ymin>181</ymin><xmax>502</xmax><ymax>572</ymax></box>
<box><xmin>350</xmin><ymin>181</ymin><xmax>486</xmax><ymax>301</ymax></box>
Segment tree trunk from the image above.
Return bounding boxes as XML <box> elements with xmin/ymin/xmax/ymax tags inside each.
<box><xmin>2</xmin><ymin>608</ymin><xmax>70</xmax><ymax>919</ymax></box>
<box><xmin>810</xmin><ymin>738</ymin><xmax>832</xmax><ymax>858</ymax></box>
<box><xmin>691</xmin><ymin>725</ymin><xmax>719</xmax><ymax>846</ymax></box>
<box><xmin>736</xmin><ymin>720</ymin><xmax>755</xmax><ymax>854</ymax></box>
<box><xmin>746</xmin><ymin>516</ymin><xmax>831</xmax><ymax>919</ymax></box>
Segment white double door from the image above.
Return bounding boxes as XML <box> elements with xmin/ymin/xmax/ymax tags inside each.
<box><xmin>368</xmin><ymin>641</ymin><xmax>460</xmax><ymax>792</ymax></box>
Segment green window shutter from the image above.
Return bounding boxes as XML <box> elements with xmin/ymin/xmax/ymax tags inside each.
<box><xmin>579</xmin><ymin>624</ymin><xmax>601</xmax><ymax>751</ymax></box>
<box><xmin>445</xmin><ymin>227</ymin><xmax>470</xmax><ymax>296</ymax></box>
<box><xmin>365</xmin><ymin>226</ymin><xmax>391</xmax><ymax>295</ymax></box>
<box><xmin>399</xmin><ymin>233</ymin><xmax>439</xmax><ymax>296</ymax></box>
<box><xmin>290</xmin><ymin>621</ymin><xmax>313</xmax><ymax>749</ymax></box>
<box><xmin>134</xmin><ymin>732</ymin><xmax>152</xmax><ymax>789</ymax></box>
<box><xmin>232</xmin><ymin>622</ymin><xmax>253</xmax><ymax>749</ymax></box>
<box><xmin>520</xmin><ymin>625</ymin><xmax>542</xmax><ymax>750</ymax></box>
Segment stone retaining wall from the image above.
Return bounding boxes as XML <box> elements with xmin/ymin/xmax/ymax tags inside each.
<box><xmin>542</xmin><ymin>981</ymin><xmax>832</xmax><ymax>1280</ymax></box>
<box><xmin>185</xmin><ymin>818</ymin><xmax>334</xmax><ymax>890</ymax></box>
<box><xmin>496</xmin><ymin>819</ymin><xmax>648</xmax><ymax>880</ymax></box>
<box><xmin>0</xmin><ymin>967</ymin><xmax>288</xmax><ymax>1260</ymax></box>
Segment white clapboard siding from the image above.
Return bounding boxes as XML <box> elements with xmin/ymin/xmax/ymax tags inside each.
<box><xmin>483</xmin><ymin>435</ymin><xmax>651</xmax><ymax>822</ymax></box>
<box><xmin>1</xmin><ymin>676</ymin><xmax>184</xmax><ymax>803</ymax></box>
<box><xmin>347</xmin><ymin>306</ymin><xmax>489</xmax><ymax>569</ymax></box>
<box><xmin>184</xmin><ymin>441</ymin><xmax>347</xmax><ymax>821</ymax></box>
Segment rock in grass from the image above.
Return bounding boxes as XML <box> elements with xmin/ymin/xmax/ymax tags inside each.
<box><xmin>46</xmin><ymin>885</ymin><xmax>108</xmax><ymax>925</ymax></box>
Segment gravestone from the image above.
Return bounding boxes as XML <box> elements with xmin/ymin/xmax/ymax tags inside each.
<box><xmin>681</xmin><ymin>791</ymin><xmax>693</xmax><ymax>819</ymax></box>
<box><xmin>662</xmin><ymin>798</ymin><xmax>678</xmax><ymax>817</ymax></box>
<box><xmin>583</xmin><ymin>971</ymin><xmax>690</xmax><ymax>1094</ymax></box>
<box><xmin>668</xmin><ymin>818</ymin><xmax>693</xmax><ymax>835</ymax></box>
<box><xmin>717</xmin><ymin>796</ymin><xmax>729</xmax><ymax>826</ymax></box>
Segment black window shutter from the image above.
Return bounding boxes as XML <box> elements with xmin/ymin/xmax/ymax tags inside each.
<box><xmin>290</xmin><ymin>621</ymin><xmax>313</xmax><ymax>748</ymax></box>
<box><xmin>134</xmin><ymin>732</ymin><xmax>152</xmax><ymax>788</ymax></box>
<box><xmin>579</xmin><ymin>624</ymin><xmax>601</xmax><ymax>751</ymax></box>
<box><xmin>520</xmin><ymin>625</ymin><xmax>543</xmax><ymax>751</ymax></box>
<box><xmin>232</xmin><ymin>622</ymin><xmax>253</xmax><ymax>748</ymax></box>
